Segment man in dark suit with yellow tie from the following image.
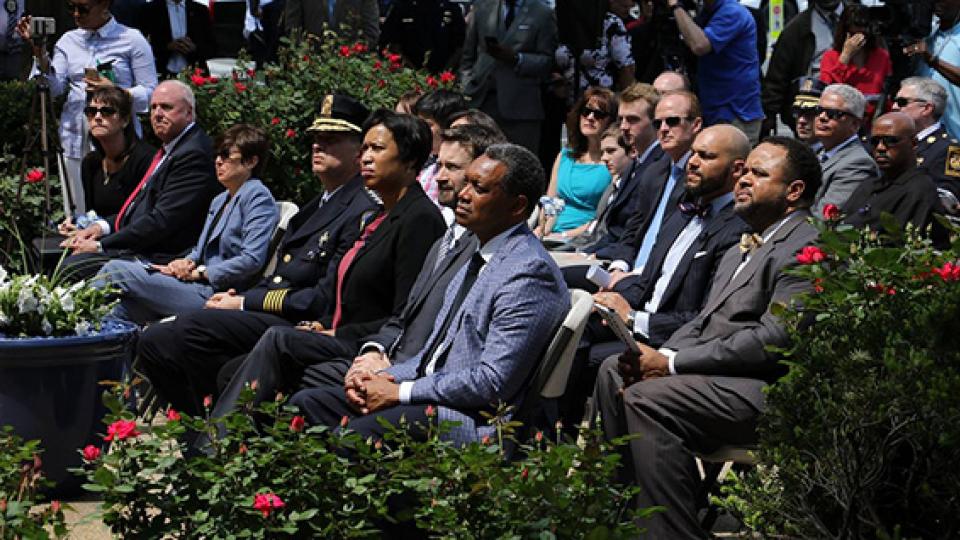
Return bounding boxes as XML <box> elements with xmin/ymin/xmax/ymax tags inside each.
<box><xmin>594</xmin><ymin>136</ymin><xmax>822</xmax><ymax>539</ymax></box>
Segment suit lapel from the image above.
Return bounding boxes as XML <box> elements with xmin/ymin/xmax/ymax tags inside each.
<box><xmin>636</xmin><ymin>210</ymin><xmax>688</xmax><ymax>289</ymax></box>
<box><xmin>206</xmin><ymin>190</ymin><xmax>240</xmax><ymax>250</ymax></box>
<box><xmin>285</xmin><ymin>180</ymin><xmax>359</xmax><ymax>245</ymax></box>
<box><xmin>350</xmin><ymin>183</ymin><xmax>427</xmax><ymax>269</ymax></box>
<box><xmin>405</xmin><ymin>232</ymin><xmax>474</xmax><ymax>320</ymax></box>
<box><xmin>659</xmin><ymin>207</ymin><xmax>738</xmax><ymax>305</ymax></box>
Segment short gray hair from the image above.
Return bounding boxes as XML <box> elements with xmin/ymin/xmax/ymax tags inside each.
<box><xmin>157</xmin><ymin>79</ymin><xmax>196</xmax><ymax>112</ymax></box>
<box><xmin>823</xmin><ymin>83</ymin><xmax>866</xmax><ymax>119</ymax></box>
<box><xmin>484</xmin><ymin>143</ymin><xmax>544</xmax><ymax>217</ymax></box>
<box><xmin>900</xmin><ymin>76</ymin><xmax>947</xmax><ymax>119</ymax></box>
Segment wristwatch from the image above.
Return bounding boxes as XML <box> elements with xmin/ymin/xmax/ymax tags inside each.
<box><xmin>196</xmin><ymin>265</ymin><xmax>207</xmax><ymax>279</ymax></box>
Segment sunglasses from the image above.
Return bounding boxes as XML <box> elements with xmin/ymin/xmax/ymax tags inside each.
<box><xmin>652</xmin><ymin>116</ymin><xmax>690</xmax><ymax>130</ymax></box>
<box><xmin>83</xmin><ymin>105</ymin><xmax>117</xmax><ymax>117</ymax></box>
<box><xmin>216</xmin><ymin>148</ymin><xmax>244</xmax><ymax>161</ymax></box>
<box><xmin>66</xmin><ymin>1</ymin><xmax>92</xmax><ymax>15</ymax></box>
<box><xmin>580</xmin><ymin>106</ymin><xmax>609</xmax><ymax>120</ymax></box>
<box><xmin>869</xmin><ymin>135</ymin><xmax>903</xmax><ymax>147</ymax></box>
<box><xmin>792</xmin><ymin>106</ymin><xmax>817</xmax><ymax>118</ymax></box>
<box><xmin>893</xmin><ymin>97</ymin><xmax>927</xmax><ymax>108</ymax></box>
<box><xmin>815</xmin><ymin>106</ymin><xmax>851</xmax><ymax>120</ymax></box>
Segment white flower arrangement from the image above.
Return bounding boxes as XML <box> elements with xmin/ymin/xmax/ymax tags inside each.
<box><xmin>0</xmin><ymin>267</ymin><xmax>117</xmax><ymax>338</ymax></box>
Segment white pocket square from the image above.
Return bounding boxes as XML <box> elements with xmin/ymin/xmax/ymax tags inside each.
<box><xmin>693</xmin><ymin>251</ymin><xmax>708</xmax><ymax>259</ymax></box>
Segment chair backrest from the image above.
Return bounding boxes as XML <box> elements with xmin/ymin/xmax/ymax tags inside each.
<box><xmin>536</xmin><ymin>289</ymin><xmax>594</xmax><ymax>399</ymax></box>
<box><xmin>527</xmin><ymin>205</ymin><xmax>540</xmax><ymax>230</ymax></box>
<box><xmin>261</xmin><ymin>201</ymin><xmax>300</xmax><ymax>277</ymax></box>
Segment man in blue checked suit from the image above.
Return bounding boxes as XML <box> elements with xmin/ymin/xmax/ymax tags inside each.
<box><xmin>290</xmin><ymin>143</ymin><xmax>570</xmax><ymax>444</ymax></box>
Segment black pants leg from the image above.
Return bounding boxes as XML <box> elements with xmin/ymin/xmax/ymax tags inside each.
<box><xmin>137</xmin><ymin>309</ymin><xmax>291</xmax><ymax>416</ymax></box>
<box><xmin>211</xmin><ymin>326</ymin><xmax>356</xmax><ymax>420</ymax></box>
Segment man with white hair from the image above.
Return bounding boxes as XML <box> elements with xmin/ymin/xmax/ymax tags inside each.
<box><xmin>893</xmin><ymin>77</ymin><xmax>960</xmax><ymax>201</ymax></box>
<box><xmin>61</xmin><ymin>79</ymin><xmax>220</xmax><ymax>278</ymax></box>
<box><xmin>812</xmin><ymin>83</ymin><xmax>878</xmax><ymax>216</ymax></box>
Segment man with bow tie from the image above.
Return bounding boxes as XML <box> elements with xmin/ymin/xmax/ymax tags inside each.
<box><xmin>563</xmin><ymin>125</ymin><xmax>751</xmax><ymax>429</ymax></box>
<box><xmin>593</xmin><ymin>135</ymin><xmax>822</xmax><ymax>539</ymax></box>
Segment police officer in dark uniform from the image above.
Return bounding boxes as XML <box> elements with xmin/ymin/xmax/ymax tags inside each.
<box><xmin>893</xmin><ymin>76</ymin><xmax>960</xmax><ymax>212</ymax></box>
<box><xmin>792</xmin><ymin>76</ymin><xmax>827</xmax><ymax>150</ymax></box>
<box><xmin>136</xmin><ymin>94</ymin><xmax>380</xmax><ymax>417</ymax></box>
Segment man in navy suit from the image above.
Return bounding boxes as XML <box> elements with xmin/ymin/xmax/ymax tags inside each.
<box><xmin>61</xmin><ymin>80</ymin><xmax>220</xmax><ymax>278</ymax></box>
<box><xmin>205</xmin><ymin>124</ymin><xmax>505</xmax><ymax>420</ymax></box>
<box><xmin>290</xmin><ymin>143</ymin><xmax>570</xmax><ymax>444</ymax></box>
<box><xmin>137</xmin><ymin>94</ymin><xmax>378</xmax><ymax>417</ymax></box>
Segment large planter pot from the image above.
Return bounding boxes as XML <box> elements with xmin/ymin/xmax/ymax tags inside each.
<box><xmin>0</xmin><ymin>320</ymin><xmax>138</xmax><ymax>495</ymax></box>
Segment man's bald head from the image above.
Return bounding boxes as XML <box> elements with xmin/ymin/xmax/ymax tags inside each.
<box><xmin>685</xmin><ymin>124</ymin><xmax>751</xmax><ymax>201</ymax></box>
<box><xmin>871</xmin><ymin>112</ymin><xmax>918</xmax><ymax>176</ymax></box>
<box><xmin>653</xmin><ymin>71</ymin><xmax>690</xmax><ymax>94</ymax></box>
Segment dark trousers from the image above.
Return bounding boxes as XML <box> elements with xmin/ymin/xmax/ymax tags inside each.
<box><xmin>211</xmin><ymin>326</ymin><xmax>356</xmax><ymax>420</ymax></box>
<box><xmin>290</xmin><ymin>385</ymin><xmax>433</xmax><ymax>441</ymax></box>
<box><xmin>61</xmin><ymin>252</ymin><xmax>113</xmax><ymax>281</ymax></box>
<box><xmin>137</xmin><ymin>309</ymin><xmax>292</xmax><ymax>416</ymax></box>
<box><xmin>592</xmin><ymin>356</ymin><xmax>764</xmax><ymax>539</ymax></box>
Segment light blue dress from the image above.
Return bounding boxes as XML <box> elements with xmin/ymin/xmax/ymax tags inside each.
<box><xmin>555</xmin><ymin>149</ymin><xmax>611</xmax><ymax>232</ymax></box>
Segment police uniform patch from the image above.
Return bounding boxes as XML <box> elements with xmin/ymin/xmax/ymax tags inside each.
<box><xmin>946</xmin><ymin>145</ymin><xmax>960</xmax><ymax>178</ymax></box>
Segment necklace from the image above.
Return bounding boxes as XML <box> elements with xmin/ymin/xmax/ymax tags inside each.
<box><xmin>102</xmin><ymin>153</ymin><xmax>129</xmax><ymax>185</ymax></box>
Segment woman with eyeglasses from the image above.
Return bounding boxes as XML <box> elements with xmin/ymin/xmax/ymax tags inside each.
<box><xmin>16</xmin><ymin>0</ymin><xmax>158</xmax><ymax>215</ymax></box>
<box><xmin>540</xmin><ymin>87</ymin><xmax>617</xmax><ymax>239</ymax></box>
<box><xmin>99</xmin><ymin>124</ymin><xmax>279</xmax><ymax>324</ymax></box>
<box><xmin>818</xmin><ymin>4</ymin><xmax>892</xmax><ymax>125</ymax></box>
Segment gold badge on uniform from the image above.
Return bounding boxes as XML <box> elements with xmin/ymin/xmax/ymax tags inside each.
<box><xmin>283</xmin><ymin>254</ymin><xmax>292</xmax><ymax>263</ymax></box>
<box><xmin>927</xmin><ymin>136</ymin><xmax>938</xmax><ymax>144</ymax></box>
<box><xmin>320</xmin><ymin>95</ymin><xmax>334</xmax><ymax>117</ymax></box>
<box><xmin>318</xmin><ymin>231</ymin><xmax>330</xmax><ymax>247</ymax></box>
<box><xmin>946</xmin><ymin>145</ymin><xmax>960</xmax><ymax>178</ymax></box>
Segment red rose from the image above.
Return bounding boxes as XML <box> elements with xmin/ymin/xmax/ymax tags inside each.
<box><xmin>813</xmin><ymin>278</ymin><xmax>824</xmax><ymax>293</ymax></box>
<box><xmin>246</xmin><ymin>68</ymin><xmax>256</xmax><ymax>77</ymax></box>
<box><xmin>239</xmin><ymin>443</ymin><xmax>248</xmax><ymax>454</ymax></box>
<box><xmin>285</xmin><ymin>128</ymin><xmax>296</xmax><ymax>139</ymax></box>
<box><xmin>425</xmin><ymin>405</ymin><xmax>435</xmax><ymax>417</ymax></box>
<box><xmin>253</xmin><ymin>492</ymin><xmax>285</xmax><ymax>518</ymax></box>
<box><xmin>373</xmin><ymin>60</ymin><xmax>382</xmax><ymax>70</ymax></box>
<box><xmin>534</xmin><ymin>431</ymin><xmax>543</xmax><ymax>442</ymax></box>
<box><xmin>50</xmin><ymin>500</ymin><xmax>61</xmax><ymax>513</ymax></box>
<box><xmin>104</xmin><ymin>419</ymin><xmax>140</xmax><ymax>442</ymax></box>
<box><xmin>426</xmin><ymin>75</ymin><xmax>438</xmax><ymax>88</ymax></box>
<box><xmin>190</xmin><ymin>74</ymin><xmax>206</xmax><ymax>86</ymax></box>
<box><xmin>271</xmin><ymin>117</ymin><xmax>280</xmax><ymax>125</ymax></box>
<box><xmin>208</xmin><ymin>76</ymin><xmax>219</xmax><ymax>83</ymax></box>
<box><xmin>233</xmin><ymin>82</ymin><xmax>247</xmax><ymax>93</ymax></box>
<box><xmin>353</xmin><ymin>42</ymin><xmax>367</xmax><ymax>53</ymax></box>
<box><xmin>289</xmin><ymin>415</ymin><xmax>305</xmax><ymax>432</ymax></box>
<box><xmin>377</xmin><ymin>79</ymin><xmax>386</xmax><ymax>88</ymax></box>
<box><xmin>822</xmin><ymin>203</ymin><xmax>841</xmax><ymax>221</ymax></box>
<box><xmin>339</xmin><ymin>45</ymin><xmax>351</xmax><ymax>57</ymax></box>
<box><xmin>481</xmin><ymin>435</ymin><xmax>491</xmax><ymax>445</ymax></box>
<box><xmin>933</xmin><ymin>261</ymin><xmax>960</xmax><ymax>282</ymax></box>
<box><xmin>796</xmin><ymin>246</ymin><xmax>826</xmax><ymax>265</ymax></box>
<box><xmin>81</xmin><ymin>445</ymin><xmax>101</xmax><ymax>462</ymax></box>
<box><xmin>340</xmin><ymin>415</ymin><xmax>349</xmax><ymax>428</ymax></box>
<box><xmin>166</xmin><ymin>409</ymin><xmax>181</xmax><ymax>422</ymax></box>
<box><xmin>203</xmin><ymin>395</ymin><xmax>213</xmax><ymax>408</ymax></box>
<box><xmin>388</xmin><ymin>53</ymin><xmax>402</xmax><ymax>65</ymax></box>
<box><xmin>193</xmin><ymin>67</ymin><xmax>203</xmax><ymax>76</ymax></box>
<box><xmin>439</xmin><ymin>71</ymin><xmax>456</xmax><ymax>84</ymax></box>
<box><xmin>25</xmin><ymin>168</ymin><xmax>45</xmax><ymax>183</ymax></box>
<box><xmin>520</xmin><ymin>467</ymin><xmax>529</xmax><ymax>480</ymax></box>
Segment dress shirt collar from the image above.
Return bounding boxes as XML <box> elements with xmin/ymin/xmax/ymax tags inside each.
<box><xmin>320</xmin><ymin>184</ymin><xmax>344</xmax><ymax>206</ymax></box>
<box><xmin>84</xmin><ymin>16</ymin><xmax>119</xmax><ymax>39</ymax></box>
<box><xmin>637</xmin><ymin>139</ymin><xmax>660</xmax><ymax>164</ymax></box>
<box><xmin>162</xmin><ymin>122</ymin><xmax>195</xmax><ymax>154</ymax></box>
<box><xmin>706</xmin><ymin>191</ymin><xmax>734</xmax><ymax>217</ymax></box>
<box><xmin>672</xmin><ymin>150</ymin><xmax>692</xmax><ymax>173</ymax></box>
<box><xmin>761</xmin><ymin>211</ymin><xmax>797</xmax><ymax>242</ymax></box>
<box><xmin>451</xmin><ymin>223</ymin><xmax>467</xmax><ymax>243</ymax></box>
<box><xmin>916</xmin><ymin>121</ymin><xmax>942</xmax><ymax>141</ymax></box>
<box><xmin>477</xmin><ymin>222</ymin><xmax>522</xmax><ymax>265</ymax></box>
<box><xmin>822</xmin><ymin>134</ymin><xmax>859</xmax><ymax>161</ymax></box>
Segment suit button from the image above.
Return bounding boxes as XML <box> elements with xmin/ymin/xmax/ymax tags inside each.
<box><xmin>273</xmin><ymin>276</ymin><xmax>283</xmax><ymax>284</ymax></box>
<box><xmin>928</xmin><ymin>136</ymin><xmax>938</xmax><ymax>144</ymax></box>
<box><xmin>283</xmin><ymin>254</ymin><xmax>292</xmax><ymax>263</ymax></box>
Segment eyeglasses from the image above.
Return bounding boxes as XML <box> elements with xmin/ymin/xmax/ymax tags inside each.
<box><xmin>652</xmin><ymin>116</ymin><xmax>691</xmax><ymax>130</ymax></box>
<box><xmin>869</xmin><ymin>135</ymin><xmax>903</xmax><ymax>147</ymax></box>
<box><xmin>580</xmin><ymin>106</ymin><xmax>609</xmax><ymax>120</ymax></box>
<box><xmin>893</xmin><ymin>97</ymin><xmax>927</xmax><ymax>108</ymax></box>
<box><xmin>791</xmin><ymin>106</ymin><xmax>818</xmax><ymax>118</ymax></box>
<box><xmin>83</xmin><ymin>105</ymin><xmax>117</xmax><ymax>117</ymax></box>
<box><xmin>216</xmin><ymin>148</ymin><xmax>244</xmax><ymax>161</ymax></box>
<box><xmin>814</xmin><ymin>106</ymin><xmax>851</xmax><ymax>121</ymax></box>
<box><xmin>66</xmin><ymin>1</ymin><xmax>92</xmax><ymax>15</ymax></box>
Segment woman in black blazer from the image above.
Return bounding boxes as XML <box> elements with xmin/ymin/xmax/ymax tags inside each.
<box><xmin>318</xmin><ymin>110</ymin><xmax>447</xmax><ymax>348</ymax></box>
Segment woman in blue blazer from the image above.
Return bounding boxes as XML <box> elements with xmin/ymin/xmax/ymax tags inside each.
<box><xmin>102</xmin><ymin>125</ymin><xmax>279</xmax><ymax>324</ymax></box>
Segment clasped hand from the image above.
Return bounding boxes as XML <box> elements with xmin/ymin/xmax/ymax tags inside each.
<box><xmin>205</xmin><ymin>288</ymin><xmax>243</xmax><ymax>310</ymax></box>
<box><xmin>154</xmin><ymin>258</ymin><xmax>197</xmax><ymax>280</ymax></box>
<box><xmin>60</xmin><ymin>223</ymin><xmax>102</xmax><ymax>253</ymax></box>
<box><xmin>617</xmin><ymin>342</ymin><xmax>669</xmax><ymax>388</ymax></box>
<box><xmin>344</xmin><ymin>350</ymin><xmax>396</xmax><ymax>414</ymax></box>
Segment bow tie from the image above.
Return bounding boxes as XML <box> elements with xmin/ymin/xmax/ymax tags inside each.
<box><xmin>678</xmin><ymin>200</ymin><xmax>711</xmax><ymax>218</ymax></box>
<box><xmin>739</xmin><ymin>233</ymin><xmax>764</xmax><ymax>254</ymax></box>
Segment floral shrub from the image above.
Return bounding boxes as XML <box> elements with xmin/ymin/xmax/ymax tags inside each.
<box><xmin>0</xmin><ymin>158</ymin><xmax>65</xmax><ymax>274</ymax></box>
<box><xmin>0</xmin><ymin>427</ymin><xmax>67</xmax><ymax>539</ymax></box>
<box><xmin>79</xmin><ymin>383</ymin><xmax>653</xmax><ymax>538</ymax></box>
<box><xmin>182</xmin><ymin>33</ymin><xmax>457</xmax><ymax>204</ymax></box>
<box><xmin>716</xmin><ymin>210</ymin><xmax>960</xmax><ymax>538</ymax></box>
<box><xmin>0</xmin><ymin>266</ymin><xmax>116</xmax><ymax>338</ymax></box>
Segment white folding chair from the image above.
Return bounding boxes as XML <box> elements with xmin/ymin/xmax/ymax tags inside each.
<box><xmin>261</xmin><ymin>201</ymin><xmax>300</xmax><ymax>277</ymax></box>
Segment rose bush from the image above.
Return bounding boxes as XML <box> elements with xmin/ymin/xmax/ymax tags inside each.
<box><xmin>79</xmin><ymin>382</ymin><xmax>653</xmax><ymax>538</ymax></box>
<box><xmin>717</xmin><ymin>216</ymin><xmax>960</xmax><ymax>538</ymax></box>
<box><xmin>182</xmin><ymin>33</ymin><xmax>456</xmax><ymax>204</ymax></box>
<box><xmin>0</xmin><ymin>427</ymin><xmax>67</xmax><ymax>539</ymax></box>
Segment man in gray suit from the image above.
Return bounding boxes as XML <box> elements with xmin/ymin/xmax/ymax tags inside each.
<box><xmin>291</xmin><ymin>143</ymin><xmax>570</xmax><ymax>444</ymax></box>
<box><xmin>594</xmin><ymin>136</ymin><xmax>822</xmax><ymax>539</ymax></box>
<box><xmin>460</xmin><ymin>0</ymin><xmax>557</xmax><ymax>155</ymax></box>
<box><xmin>812</xmin><ymin>83</ymin><xmax>878</xmax><ymax>217</ymax></box>
<box><xmin>284</xmin><ymin>0</ymin><xmax>379</xmax><ymax>45</ymax></box>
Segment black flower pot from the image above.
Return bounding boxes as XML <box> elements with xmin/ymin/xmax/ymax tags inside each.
<box><xmin>0</xmin><ymin>320</ymin><xmax>138</xmax><ymax>495</ymax></box>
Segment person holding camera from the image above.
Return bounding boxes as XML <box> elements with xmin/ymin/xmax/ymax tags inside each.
<box><xmin>906</xmin><ymin>0</ymin><xmax>960</xmax><ymax>140</ymax></box>
<box><xmin>664</xmin><ymin>0</ymin><xmax>763</xmax><ymax>145</ymax></box>
<box><xmin>16</xmin><ymin>0</ymin><xmax>158</xmax><ymax>215</ymax></box>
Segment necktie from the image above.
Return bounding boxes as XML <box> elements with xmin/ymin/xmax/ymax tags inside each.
<box><xmin>434</xmin><ymin>226</ymin><xmax>456</xmax><ymax>272</ymax></box>
<box><xmin>4</xmin><ymin>1</ymin><xmax>18</xmax><ymax>51</ymax></box>
<box><xmin>738</xmin><ymin>232</ymin><xmax>763</xmax><ymax>254</ymax></box>
<box><xmin>417</xmin><ymin>252</ymin><xmax>486</xmax><ymax>377</ymax></box>
<box><xmin>678</xmin><ymin>199</ymin><xmax>711</xmax><ymax>218</ymax></box>
<box><xmin>115</xmin><ymin>147</ymin><xmax>165</xmax><ymax>231</ymax></box>
<box><xmin>504</xmin><ymin>0</ymin><xmax>516</xmax><ymax>30</ymax></box>
<box><xmin>819</xmin><ymin>150</ymin><xmax>830</xmax><ymax>164</ymax></box>
<box><xmin>331</xmin><ymin>211</ymin><xmax>387</xmax><ymax>329</ymax></box>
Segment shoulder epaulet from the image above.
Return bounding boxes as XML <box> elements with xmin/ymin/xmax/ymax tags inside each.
<box><xmin>946</xmin><ymin>145</ymin><xmax>960</xmax><ymax>178</ymax></box>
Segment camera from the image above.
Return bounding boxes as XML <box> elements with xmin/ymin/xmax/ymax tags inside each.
<box><xmin>30</xmin><ymin>17</ymin><xmax>56</xmax><ymax>39</ymax></box>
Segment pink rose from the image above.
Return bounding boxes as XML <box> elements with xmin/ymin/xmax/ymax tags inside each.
<box><xmin>81</xmin><ymin>445</ymin><xmax>101</xmax><ymax>462</ymax></box>
<box><xmin>104</xmin><ymin>419</ymin><xmax>140</xmax><ymax>442</ymax></box>
<box><xmin>822</xmin><ymin>203</ymin><xmax>841</xmax><ymax>221</ymax></box>
<box><xmin>25</xmin><ymin>168</ymin><xmax>45</xmax><ymax>183</ymax></box>
<box><xmin>203</xmin><ymin>395</ymin><xmax>213</xmax><ymax>408</ymax></box>
<box><xmin>289</xmin><ymin>415</ymin><xmax>305</xmax><ymax>432</ymax></box>
<box><xmin>233</xmin><ymin>82</ymin><xmax>247</xmax><ymax>93</ymax></box>
<box><xmin>190</xmin><ymin>74</ymin><xmax>207</xmax><ymax>86</ymax></box>
<box><xmin>339</xmin><ymin>45</ymin><xmax>351</xmax><ymax>57</ymax></box>
<box><xmin>796</xmin><ymin>246</ymin><xmax>826</xmax><ymax>265</ymax></box>
<box><xmin>271</xmin><ymin>117</ymin><xmax>280</xmax><ymax>125</ymax></box>
<box><xmin>439</xmin><ymin>71</ymin><xmax>456</xmax><ymax>84</ymax></box>
<box><xmin>166</xmin><ymin>409</ymin><xmax>181</xmax><ymax>422</ymax></box>
<box><xmin>253</xmin><ymin>492</ymin><xmax>285</xmax><ymax>518</ymax></box>
<box><xmin>424</xmin><ymin>405</ymin><xmax>435</xmax><ymax>417</ymax></box>
<box><xmin>285</xmin><ymin>128</ymin><xmax>296</xmax><ymax>139</ymax></box>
